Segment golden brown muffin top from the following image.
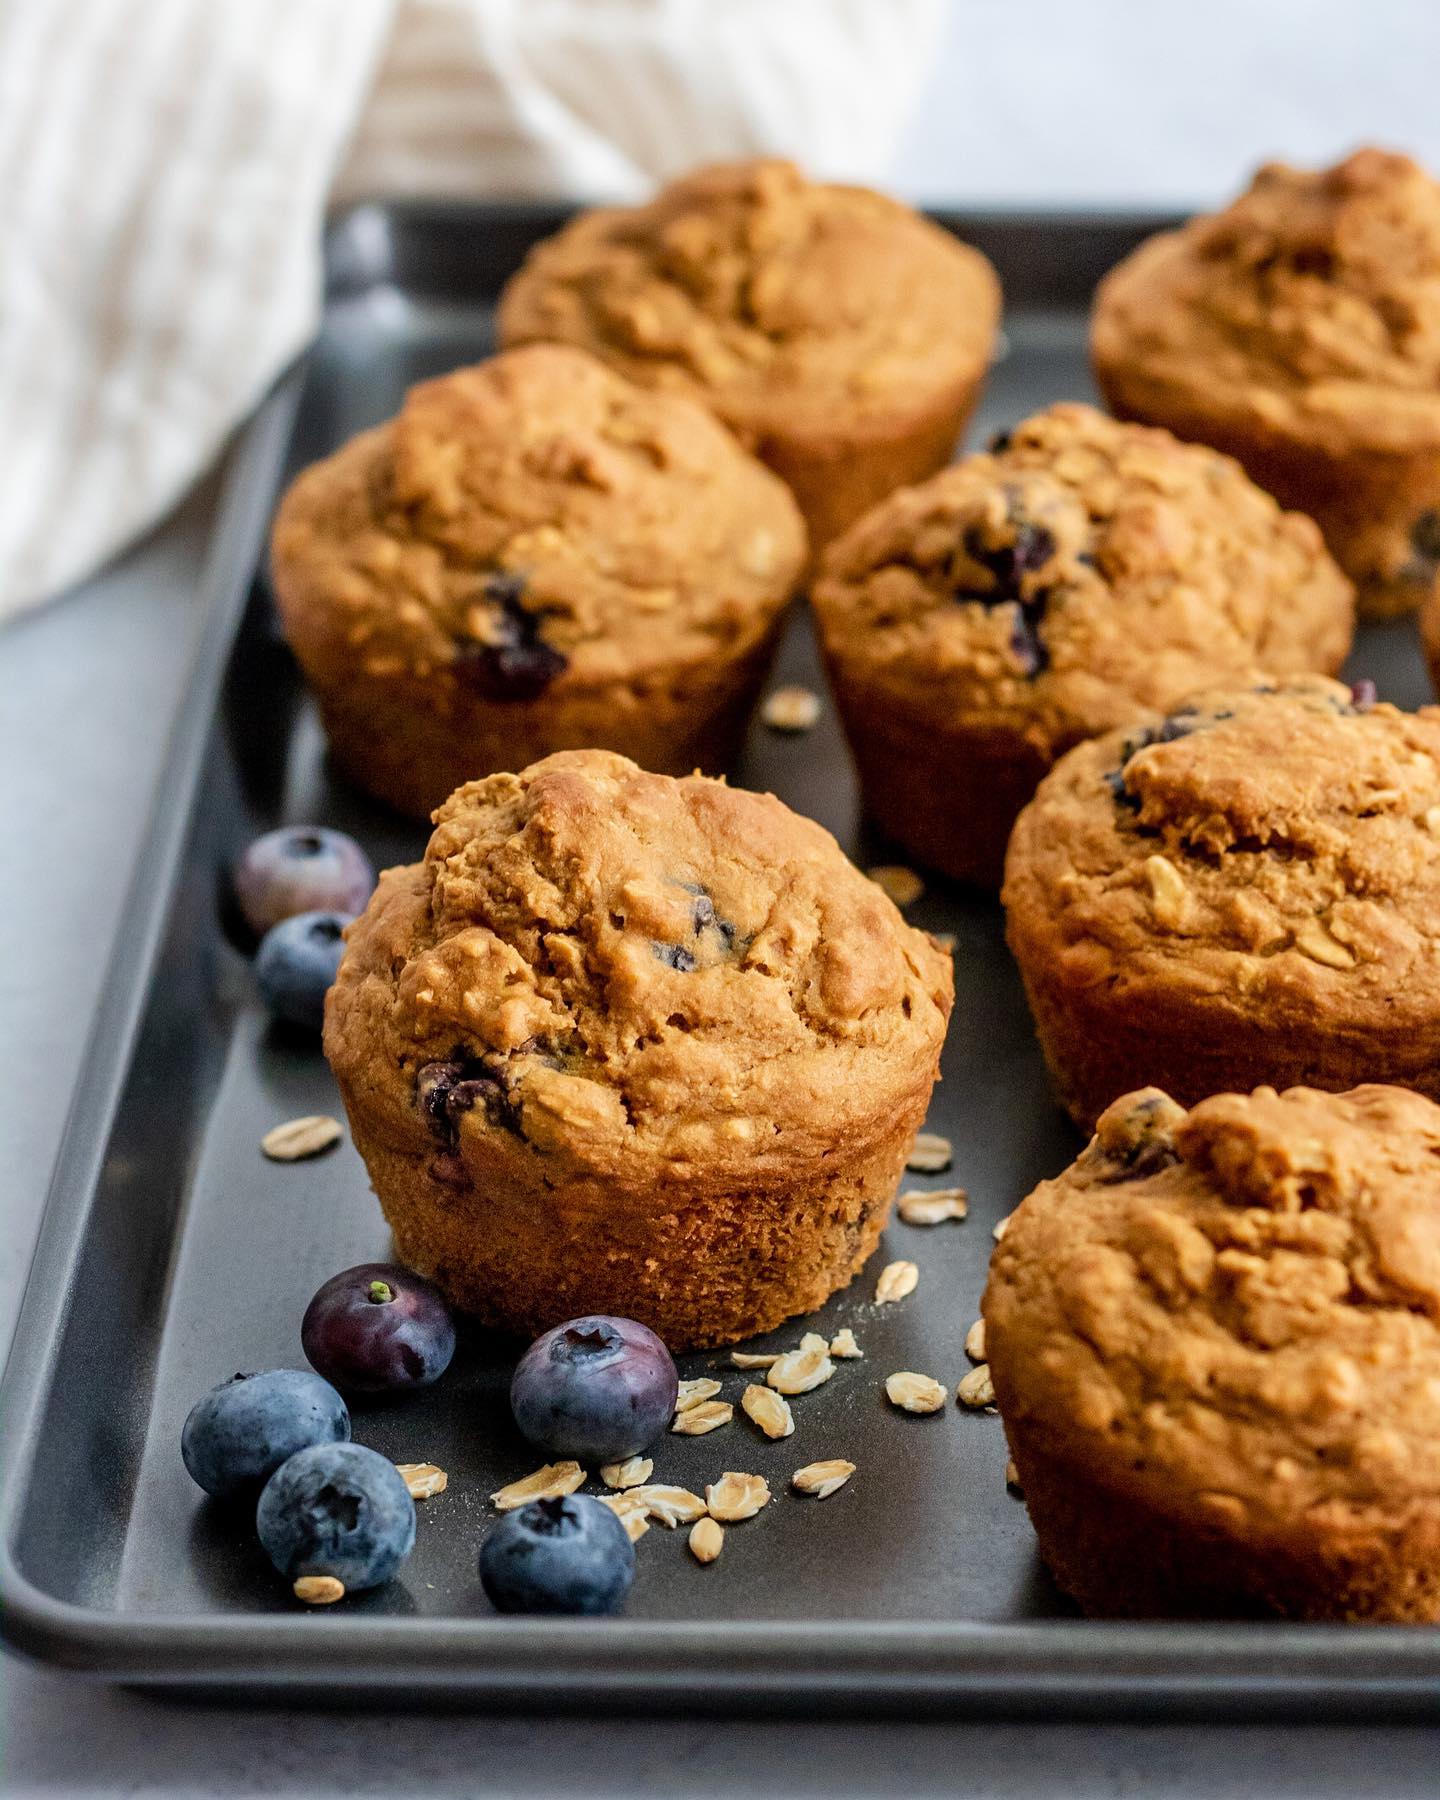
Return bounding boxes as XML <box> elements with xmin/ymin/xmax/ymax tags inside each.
<box><xmin>1003</xmin><ymin>675</ymin><xmax>1440</xmax><ymax>1031</ymax></box>
<box><xmin>985</xmin><ymin>1082</ymin><xmax>1440</xmax><ymax>1533</ymax></box>
<box><xmin>1092</xmin><ymin>149</ymin><xmax>1440</xmax><ymax>452</ymax></box>
<box><xmin>324</xmin><ymin>750</ymin><xmax>953</xmax><ymax>1174</ymax></box>
<box><xmin>270</xmin><ymin>345</ymin><xmax>805</xmax><ymax>695</ymax></box>
<box><xmin>812</xmin><ymin>405</ymin><xmax>1353</xmax><ymax>752</ymax></box>
<box><xmin>496</xmin><ymin>159</ymin><xmax>1001</xmax><ymax>442</ymax></box>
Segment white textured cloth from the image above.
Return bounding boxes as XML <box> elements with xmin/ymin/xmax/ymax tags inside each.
<box><xmin>0</xmin><ymin>0</ymin><xmax>943</xmax><ymax>623</ymax></box>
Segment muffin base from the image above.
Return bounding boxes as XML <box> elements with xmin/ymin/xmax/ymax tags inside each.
<box><xmin>344</xmin><ymin>1107</ymin><xmax>923</xmax><ymax>1353</ymax></box>
<box><xmin>828</xmin><ymin>665</ymin><xmax>1049</xmax><ymax>890</ymax></box>
<box><xmin>1096</xmin><ymin>367</ymin><xmax>1440</xmax><ymax>621</ymax></box>
<box><xmin>305</xmin><ymin>625</ymin><xmax>785</xmax><ymax>821</ymax></box>
<box><xmin>1008</xmin><ymin>911</ymin><xmax>1440</xmax><ymax>1131</ymax></box>
<box><xmin>1006</xmin><ymin>1435</ymin><xmax>1440</xmax><ymax>1622</ymax></box>
<box><xmin>758</xmin><ymin>372</ymin><xmax>987</xmax><ymax>561</ymax></box>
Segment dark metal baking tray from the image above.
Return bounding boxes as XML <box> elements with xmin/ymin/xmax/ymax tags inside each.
<box><xmin>2</xmin><ymin>201</ymin><xmax>1437</xmax><ymax>1715</ymax></box>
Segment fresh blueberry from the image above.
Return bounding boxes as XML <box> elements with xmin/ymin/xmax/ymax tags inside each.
<box><xmin>181</xmin><ymin>1369</ymin><xmax>350</xmax><ymax>1501</ymax></box>
<box><xmin>254</xmin><ymin>910</ymin><xmax>352</xmax><ymax>1030</ymax></box>
<box><xmin>480</xmin><ymin>1495</ymin><xmax>635</xmax><ymax>1616</ymax></box>
<box><xmin>256</xmin><ymin>1442</ymin><xmax>416</xmax><ymax>1594</ymax></box>
<box><xmin>510</xmin><ymin>1315</ymin><xmax>679</xmax><ymax>1464</ymax></box>
<box><xmin>302</xmin><ymin>1262</ymin><xmax>456</xmax><ymax>1394</ymax></box>
<box><xmin>231</xmin><ymin>827</ymin><xmax>373</xmax><ymax>939</ymax></box>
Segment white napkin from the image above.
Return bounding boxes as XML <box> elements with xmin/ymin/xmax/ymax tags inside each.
<box><xmin>0</xmin><ymin>0</ymin><xmax>942</xmax><ymax>623</ymax></box>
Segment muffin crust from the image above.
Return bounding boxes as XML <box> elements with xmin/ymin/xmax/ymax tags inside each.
<box><xmin>1004</xmin><ymin>676</ymin><xmax>1440</xmax><ymax>1127</ymax></box>
<box><xmin>271</xmin><ymin>345</ymin><xmax>806</xmax><ymax>818</ymax></box>
<box><xmin>497</xmin><ymin>159</ymin><xmax>1001</xmax><ymax>552</ymax></box>
<box><xmin>1093</xmin><ymin>149</ymin><xmax>1440</xmax><ymax>618</ymax></box>
<box><xmin>813</xmin><ymin>404</ymin><xmax>1354</xmax><ymax>887</ymax></box>
<box><xmin>986</xmin><ymin>1082</ymin><xmax>1440</xmax><ymax>1620</ymax></box>
<box><xmin>324</xmin><ymin>750</ymin><xmax>953</xmax><ymax>1349</ymax></box>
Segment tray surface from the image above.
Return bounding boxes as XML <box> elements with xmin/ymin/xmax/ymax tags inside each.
<box><xmin>3</xmin><ymin>202</ymin><xmax>1438</xmax><ymax>1712</ymax></box>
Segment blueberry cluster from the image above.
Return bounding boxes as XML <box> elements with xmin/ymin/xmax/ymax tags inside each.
<box><xmin>231</xmin><ymin>824</ymin><xmax>375</xmax><ymax>1030</ymax></box>
<box><xmin>953</xmin><ymin>509</ymin><xmax>1058</xmax><ymax>677</ymax></box>
<box><xmin>652</xmin><ymin>880</ymin><xmax>737</xmax><ymax>971</ymax></box>
<box><xmin>1102</xmin><ymin>707</ymin><xmax>1215</xmax><ymax>813</ymax></box>
<box><xmin>454</xmin><ymin>571</ymin><xmax>568</xmax><ymax>701</ymax></box>
<box><xmin>416</xmin><ymin>1052</ymin><xmax>524</xmax><ymax>1145</ymax></box>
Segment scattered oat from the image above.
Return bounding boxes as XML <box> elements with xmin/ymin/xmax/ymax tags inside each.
<box><xmin>964</xmin><ymin>1319</ymin><xmax>987</xmax><ymax>1362</ymax></box>
<box><xmin>395</xmin><ymin>1462</ymin><xmax>447</xmax><ymax>1501</ymax></box>
<box><xmin>767</xmin><ymin>1345</ymin><xmax>836</xmax><ymax>1395</ymax></box>
<box><xmin>632</xmin><ymin>1485</ymin><xmax>707</xmax><ymax>1528</ymax></box>
<box><xmin>799</xmin><ymin>1331</ymin><xmax>831</xmax><ymax>1355</ymax></box>
<box><xmin>261</xmin><ymin>1115</ymin><xmax>342</xmax><ymax>1161</ymax></box>
<box><xmin>675</xmin><ymin>1377</ymin><xmax>723</xmax><ymax>1413</ymax></box>
<box><xmin>957</xmin><ymin>1365</ymin><xmax>997</xmax><ymax>1409</ymax></box>
<box><xmin>897</xmin><ymin>1187</ymin><xmax>968</xmax><ymax>1225</ymax></box>
<box><xmin>600</xmin><ymin>1456</ymin><xmax>653</xmax><ymax>1490</ymax></box>
<box><xmin>1005</xmin><ymin>1459</ymin><xmax>1023</xmax><ymax>1494</ymax></box>
<box><xmin>293</xmin><ymin>1575</ymin><xmax>345</xmax><ymax>1605</ymax></box>
<box><xmin>867</xmin><ymin>864</ymin><xmax>925</xmax><ymax>907</ymax></box>
<box><xmin>730</xmin><ymin>1350</ymin><xmax>781</xmax><ymax>1369</ymax></box>
<box><xmin>906</xmin><ymin>1132</ymin><xmax>953</xmax><ymax>1173</ymax></box>
<box><xmin>689</xmin><ymin>1516</ymin><xmax>724</xmax><ymax>1563</ymax></box>
<box><xmin>761</xmin><ymin>685</ymin><xmax>822</xmax><ymax>734</ymax></box>
<box><xmin>671</xmin><ymin>1399</ymin><xmax>734</xmax><ymax>1436</ymax></box>
<box><xmin>875</xmin><ymin>1260</ymin><xmax>919</xmax><ymax>1304</ymax></box>
<box><xmin>741</xmin><ymin>1384</ymin><xmax>794</xmax><ymax>1440</ymax></box>
<box><xmin>706</xmin><ymin>1471</ymin><xmax>770</xmax><ymax>1521</ymax></box>
<box><xmin>885</xmin><ymin>1371</ymin><xmax>948</xmax><ymax>1414</ymax></box>
<box><xmin>829</xmin><ymin>1328</ymin><xmax>863</xmax><ymax>1360</ymax></box>
<box><xmin>491</xmin><ymin>1461</ymin><xmax>586</xmax><ymax>1510</ymax></box>
<box><xmin>600</xmin><ymin>1493</ymin><xmax>651</xmax><ymax>1542</ymax></box>
<box><xmin>992</xmin><ymin>1213</ymin><xmax>1013</xmax><ymax>1243</ymax></box>
<box><xmin>792</xmin><ymin>1459</ymin><xmax>855</xmax><ymax>1499</ymax></box>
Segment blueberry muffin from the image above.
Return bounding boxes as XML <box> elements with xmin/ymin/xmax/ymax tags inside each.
<box><xmin>496</xmin><ymin>159</ymin><xmax>1001</xmax><ymax>556</ymax></box>
<box><xmin>323</xmin><ymin>750</ymin><xmax>953</xmax><ymax>1350</ymax></box>
<box><xmin>811</xmin><ymin>404</ymin><xmax>1354</xmax><ymax>888</ymax></box>
<box><xmin>270</xmin><ymin>345</ymin><xmax>806</xmax><ymax>819</ymax></box>
<box><xmin>986</xmin><ymin>1082</ymin><xmax>1440</xmax><ymax>1621</ymax></box>
<box><xmin>1093</xmin><ymin>149</ymin><xmax>1440</xmax><ymax>620</ymax></box>
<box><xmin>1003</xmin><ymin>676</ymin><xmax>1440</xmax><ymax>1129</ymax></box>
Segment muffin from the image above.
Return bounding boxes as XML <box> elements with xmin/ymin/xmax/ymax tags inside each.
<box><xmin>270</xmin><ymin>345</ymin><xmax>806</xmax><ymax>819</ymax></box>
<box><xmin>496</xmin><ymin>158</ymin><xmax>1001</xmax><ymax>555</ymax></box>
<box><xmin>1093</xmin><ymin>148</ymin><xmax>1440</xmax><ymax>620</ymax></box>
<box><xmin>811</xmin><ymin>404</ymin><xmax>1354</xmax><ymax>888</ymax></box>
<box><xmin>985</xmin><ymin>1081</ymin><xmax>1440</xmax><ymax>1621</ymax></box>
<box><xmin>323</xmin><ymin>749</ymin><xmax>953</xmax><ymax>1350</ymax></box>
<box><xmin>1003</xmin><ymin>675</ymin><xmax>1440</xmax><ymax>1130</ymax></box>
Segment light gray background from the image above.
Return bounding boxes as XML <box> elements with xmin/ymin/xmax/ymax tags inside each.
<box><xmin>6</xmin><ymin>2</ymin><xmax>1440</xmax><ymax>1791</ymax></box>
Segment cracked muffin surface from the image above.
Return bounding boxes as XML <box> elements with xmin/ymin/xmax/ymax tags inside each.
<box><xmin>497</xmin><ymin>158</ymin><xmax>1001</xmax><ymax>552</ymax></box>
<box><xmin>811</xmin><ymin>404</ymin><xmax>1353</xmax><ymax>888</ymax></box>
<box><xmin>1093</xmin><ymin>149</ymin><xmax>1440</xmax><ymax>618</ymax></box>
<box><xmin>324</xmin><ymin>750</ymin><xmax>953</xmax><ymax>1348</ymax></box>
<box><xmin>985</xmin><ymin>1082</ymin><xmax>1440</xmax><ymax>1619</ymax></box>
<box><xmin>271</xmin><ymin>344</ymin><xmax>806</xmax><ymax>818</ymax></box>
<box><xmin>1003</xmin><ymin>675</ymin><xmax>1440</xmax><ymax>1126</ymax></box>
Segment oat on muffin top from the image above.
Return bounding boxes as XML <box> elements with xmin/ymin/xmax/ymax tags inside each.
<box><xmin>1005</xmin><ymin>675</ymin><xmax>1440</xmax><ymax>1021</ymax></box>
<box><xmin>812</xmin><ymin>405</ymin><xmax>1353</xmax><ymax>750</ymax></box>
<box><xmin>1093</xmin><ymin>149</ymin><xmax>1440</xmax><ymax>451</ymax></box>
<box><xmin>986</xmin><ymin>1082</ymin><xmax>1440</xmax><ymax>1529</ymax></box>
<box><xmin>496</xmin><ymin>159</ymin><xmax>1001</xmax><ymax>440</ymax></box>
<box><xmin>270</xmin><ymin>344</ymin><xmax>806</xmax><ymax>696</ymax></box>
<box><xmin>325</xmin><ymin>751</ymin><xmax>953</xmax><ymax>1172</ymax></box>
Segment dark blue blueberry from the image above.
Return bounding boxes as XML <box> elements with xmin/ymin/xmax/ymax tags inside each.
<box><xmin>302</xmin><ymin>1262</ymin><xmax>456</xmax><ymax>1394</ymax></box>
<box><xmin>454</xmin><ymin>571</ymin><xmax>568</xmax><ymax>701</ymax></box>
<box><xmin>181</xmin><ymin>1369</ymin><xmax>350</xmax><ymax>1501</ymax></box>
<box><xmin>256</xmin><ymin>1442</ymin><xmax>416</xmax><ymax>1594</ymax></box>
<box><xmin>415</xmin><ymin>1055</ymin><xmax>521</xmax><ymax>1145</ymax></box>
<box><xmin>255</xmin><ymin>910</ymin><xmax>351</xmax><ymax>1030</ymax></box>
<box><xmin>653</xmin><ymin>942</ymin><xmax>697</xmax><ymax>972</ymax></box>
<box><xmin>231</xmin><ymin>827</ymin><xmax>373</xmax><ymax>939</ymax></box>
<box><xmin>511</xmin><ymin>1315</ymin><xmax>679</xmax><ymax>1464</ymax></box>
<box><xmin>480</xmin><ymin>1495</ymin><xmax>635</xmax><ymax>1616</ymax></box>
<box><xmin>1349</xmin><ymin>679</ymin><xmax>1377</xmax><ymax>713</ymax></box>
